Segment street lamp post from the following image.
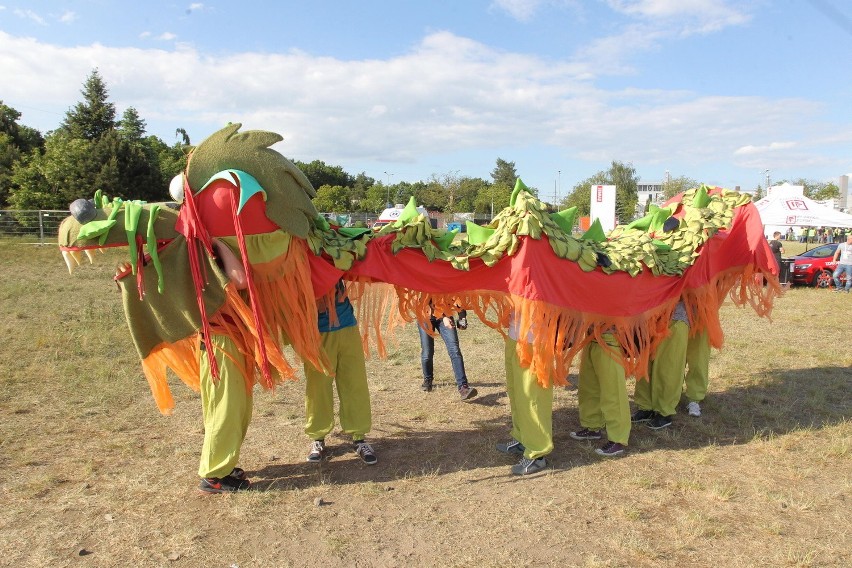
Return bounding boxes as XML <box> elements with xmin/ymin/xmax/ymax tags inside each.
<box><xmin>383</xmin><ymin>171</ymin><xmax>393</xmax><ymax>207</ymax></box>
<box><xmin>764</xmin><ymin>169</ymin><xmax>770</xmax><ymax>194</ymax></box>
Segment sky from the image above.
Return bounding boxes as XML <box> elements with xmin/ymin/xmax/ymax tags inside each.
<box><xmin>2</xmin><ymin>0</ymin><xmax>852</xmax><ymax>201</ymax></box>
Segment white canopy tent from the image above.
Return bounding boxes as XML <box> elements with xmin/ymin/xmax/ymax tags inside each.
<box><xmin>754</xmin><ymin>192</ymin><xmax>852</xmax><ymax>229</ymax></box>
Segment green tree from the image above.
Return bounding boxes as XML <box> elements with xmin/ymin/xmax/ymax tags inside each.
<box><xmin>61</xmin><ymin>69</ymin><xmax>116</xmax><ymax>140</ymax></box>
<box><xmin>812</xmin><ymin>181</ymin><xmax>840</xmax><ymax>201</ymax></box>
<box><xmin>662</xmin><ymin>175</ymin><xmax>699</xmax><ymax>200</ymax></box>
<box><xmin>143</xmin><ymin>135</ymin><xmax>189</xmax><ymax>190</ymax></box>
<box><xmin>561</xmin><ymin>171</ymin><xmax>607</xmax><ymax>217</ymax></box>
<box><xmin>456</xmin><ymin>177</ymin><xmax>489</xmax><ymax>213</ymax></box>
<box><xmin>561</xmin><ymin>162</ymin><xmax>639</xmax><ymax>222</ymax></box>
<box><xmin>363</xmin><ymin>184</ymin><xmax>389</xmax><ymax>213</ymax></box>
<box><xmin>117</xmin><ymin>107</ymin><xmax>146</xmax><ymax>143</ymax></box>
<box><xmin>491</xmin><ymin>158</ymin><xmax>518</xmax><ymax>187</ymax></box>
<box><xmin>0</xmin><ymin>102</ymin><xmax>45</xmax><ymax>206</ymax></box>
<box><xmin>293</xmin><ymin>159</ymin><xmax>352</xmax><ymax>190</ymax></box>
<box><xmin>474</xmin><ymin>181</ymin><xmax>512</xmax><ymax>218</ymax></box>
<box><xmin>313</xmin><ymin>184</ymin><xmax>351</xmax><ymax>213</ymax></box>
<box><xmin>9</xmin><ymin>132</ymin><xmax>94</xmax><ymax>209</ymax></box>
<box><xmin>754</xmin><ymin>184</ymin><xmax>764</xmax><ymax>200</ymax></box>
<box><xmin>609</xmin><ymin>161</ymin><xmax>639</xmax><ymax>223</ymax></box>
<box><xmin>348</xmin><ymin>172</ymin><xmax>375</xmax><ymax>211</ymax></box>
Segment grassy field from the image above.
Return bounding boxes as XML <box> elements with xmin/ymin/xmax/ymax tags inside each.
<box><xmin>0</xmin><ymin>239</ymin><xmax>849</xmax><ymax>568</ymax></box>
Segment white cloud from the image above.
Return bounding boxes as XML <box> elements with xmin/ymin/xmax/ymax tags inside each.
<box><xmin>139</xmin><ymin>31</ymin><xmax>151</xmax><ymax>39</ymax></box>
<box><xmin>605</xmin><ymin>0</ymin><xmax>750</xmax><ymax>34</ymax></box>
<box><xmin>734</xmin><ymin>142</ymin><xmax>798</xmax><ymax>156</ymax></box>
<box><xmin>59</xmin><ymin>10</ymin><xmax>77</xmax><ymax>24</ymax></box>
<box><xmin>188</xmin><ymin>3</ymin><xmax>205</xmax><ymax>11</ymax></box>
<box><xmin>14</xmin><ymin>8</ymin><xmax>46</xmax><ymax>25</ymax></box>
<box><xmin>156</xmin><ymin>32</ymin><xmax>177</xmax><ymax>41</ymax></box>
<box><xmin>490</xmin><ymin>0</ymin><xmax>544</xmax><ymax>21</ymax></box>
<box><xmin>0</xmin><ymin>30</ymin><xmax>839</xmax><ymax>180</ymax></box>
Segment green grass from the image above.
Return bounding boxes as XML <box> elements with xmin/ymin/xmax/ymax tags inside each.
<box><xmin>0</xmin><ymin>240</ymin><xmax>850</xmax><ymax>567</ymax></box>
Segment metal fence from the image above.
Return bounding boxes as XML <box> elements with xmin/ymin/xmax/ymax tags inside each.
<box><xmin>0</xmin><ymin>210</ymin><xmax>67</xmax><ymax>244</ymax></box>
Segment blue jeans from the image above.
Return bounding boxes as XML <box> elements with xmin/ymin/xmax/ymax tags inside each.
<box><xmin>833</xmin><ymin>264</ymin><xmax>852</xmax><ymax>290</ymax></box>
<box><xmin>419</xmin><ymin>320</ymin><xmax>468</xmax><ymax>388</ymax></box>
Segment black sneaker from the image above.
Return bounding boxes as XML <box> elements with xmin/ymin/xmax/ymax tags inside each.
<box><xmin>229</xmin><ymin>467</ymin><xmax>246</xmax><ymax>480</ymax></box>
<box><xmin>306</xmin><ymin>440</ymin><xmax>326</xmax><ymax>462</ymax></box>
<box><xmin>495</xmin><ymin>439</ymin><xmax>525</xmax><ymax>455</ymax></box>
<box><xmin>647</xmin><ymin>414</ymin><xmax>673</xmax><ymax>430</ymax></box>
<box><xmin>421</xmin><ymin>379</ymin><xmax>433</xmax><ymax>392</ymax></box>
<box><xmin>631</xmin><ymin>409</ymin><xmax>655</xmax><ymax>423</ymax></box>
<box><xmin>354</xmin><ymin>440</ymin><xmax>378</xmax><ymax>465</ymax></box>
<box><xmin>595</xmin><ymin>441</ymin><xmax>626</xmax><ymax>456</ymax></box>
<box><xmin>459</xmin><ymin>385</ymin><xmax>478</xmax><ymax>401</ymax></box>
<box><xmin>198</xmin><ymin>474</ymin><xmax>250</xmax><ymax>494</ymax></box>
<box><xmin>569</xmin><ymin>428</ymin><xmax>603</xmax><ymax>441</ymax></box>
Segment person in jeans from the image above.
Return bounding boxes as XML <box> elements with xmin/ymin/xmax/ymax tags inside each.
<box><xmin>419</xmin><ymin>307</ymin><xmax>478</xmax><ymax>401</ymax></box>
<box><xmin>832</xmin><ymin>234</ymin><xmax>852</xmax><ymax>292</ymax></box>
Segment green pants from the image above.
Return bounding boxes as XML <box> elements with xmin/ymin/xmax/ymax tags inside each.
<box><xmin>578</xmin><ymin>335</ymin><xmax>630</xmax><ymax>445</ymax></box>
<box><xmin>198</xmin><ymin>335</ymin><xmax>253</xmax><ymax>479</ymax></box>
<box><xmin>685</xmin><ymin>330</ymin><xmax>710</xmax><ymax>402</ymax></box>
<box><xmin>504</xmin><ymin>338</ymin><xmax>553</xmax><ymax>459</ymax></box>
<box><xmin>304</xmin><ymin>325</ymin><xmax>371</xmax><ymax>441</ymax></box>
<box><xmin>635</xmin><ymin>321</ymin><xmax>688</xmax><ymax>417</ymax></box>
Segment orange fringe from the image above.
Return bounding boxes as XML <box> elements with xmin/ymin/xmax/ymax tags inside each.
<box><xmin>140</xmin><ymin>284</ymin><xmax>298</xmax><ymax>415</ymax></box>
<box><xmin>246</xmin><ymin>238</ymin><xmax>331</xmax><ymax>374</ymax></box>
<box><xmin>349</xmin><ymin>263</ymin><xmax>780</xmax><ymax>390</ymax></box>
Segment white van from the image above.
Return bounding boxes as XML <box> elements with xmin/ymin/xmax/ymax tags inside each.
<box><xmin>372</xmin><ymin>204</ymin><xmax>429</xmax><ymax>229</ymax></box>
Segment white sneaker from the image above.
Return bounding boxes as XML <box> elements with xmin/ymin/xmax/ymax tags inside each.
<box><xmin>687</xmin><ymin>401</ymin><xmax>701</xmax><ymax>417</ymax></box>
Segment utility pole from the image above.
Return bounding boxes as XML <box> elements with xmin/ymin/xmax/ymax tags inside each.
<box><xmin>383</xmin><ymin>171</ymin><xmax>394</xmax><ymax>207</ymax></box>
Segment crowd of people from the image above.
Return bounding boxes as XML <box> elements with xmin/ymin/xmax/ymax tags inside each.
<box><xmin>193</xmin><ymin>273</ymin><xmax>715</xmax><ymax>491</ymax></box>
<box><xmin>792</xmin><ymin>226</ymin><xmax>848</xmax><ymax>243</ymax></box>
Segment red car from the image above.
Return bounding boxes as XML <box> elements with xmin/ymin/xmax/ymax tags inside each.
<box><xmin>790</xmin><ymin>243</ymin><xmax>846</xmax><ymax>287</ymax></box>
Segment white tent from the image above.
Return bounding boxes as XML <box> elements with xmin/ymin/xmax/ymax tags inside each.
<box><xmin>754</xmin><ymin>192</ymin><xmax>852</xmax><ymax>229</ymax></box>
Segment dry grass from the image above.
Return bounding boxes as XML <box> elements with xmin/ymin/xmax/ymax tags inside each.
<box><xmin>0</xmin><ymin>240</ymin><xmax>850</xmax><ymax>567</ymax></box>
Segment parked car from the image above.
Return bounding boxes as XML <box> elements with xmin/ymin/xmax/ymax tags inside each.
<box><xmin>790</xmin><ymin>243</ymin><xmax>846</xmax><ymax>287</ymax></box>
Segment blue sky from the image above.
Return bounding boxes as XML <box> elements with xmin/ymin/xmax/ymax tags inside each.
<box><xmin>2</xmin><ymin>0</ymin><xmax>852</xmax><ymax>200</ymax></box>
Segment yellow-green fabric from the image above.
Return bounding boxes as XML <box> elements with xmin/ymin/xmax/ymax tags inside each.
<box><xmin>635</xmin><ymin>320</ymin><xmax>688</xmax><ymax>417</ymax></box>
<box><xmin>685</xmin><ymin>330</ymin><xmax>710</xmax><ymax>402</ymax></box>
<box><xmin>304</xmin><ymin>325</ymin><xmax>371</xmax><ymax>441</ymax></box>
<box><xmin>198</xmin><ymin>334</ymin><xmax>253</xmax><ymax>478</ymax></box>
<box><xmin>578</xmin><ymin>334</ymin><xmax>630</xmax><ymax>445</ymax></box>
<box><xmin>504</xmin><ymin>338</ymin><xmax>553</xmax><ymax>459</ymax></box>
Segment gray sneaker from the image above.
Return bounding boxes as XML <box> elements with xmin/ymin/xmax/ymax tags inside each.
<box><xmin>354</xmin><ymin>440</ymin><xmax>377</xmax><ymax>465</ymax></box>
<box><xmin>306</xmin><ymin>440</ymin><xmax>326</xmax><ymax>463</ymax></box>
<box><xmin>686</xmin><ymin>401</ymin><xmax>702</xmax><ymax>417</ymax></box>
<box><xmin>511</xmin><ymin>456</ymin><xmax>549</xmax><ymax>475</ymax></box>
<box><xmin>495</xmin><ymin>439</ymin><xmax>525</xmax><ymax>455</ymax></box>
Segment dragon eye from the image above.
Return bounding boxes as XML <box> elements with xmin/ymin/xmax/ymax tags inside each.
<box><xmin>169</xmin><ymin>173</ymin><xmax>186</xmax><ymax>204</ymax></box>
<box><xmin>69</xmin><ymin>198</ymin><xmax>97</xmax><ymax>223</ymax></box>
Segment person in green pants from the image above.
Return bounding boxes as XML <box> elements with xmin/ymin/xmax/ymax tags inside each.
<box><xmin>303</xmin><ymin>280</ymin><xmax>377</xmax><ymax>465</ymax></box>
<box><xmin>570</xmin><ymin>333</ymin><xmax>630</xmax><ymax>456</ymax></box>
<box><xmin>197</xmin><ymin>239</ymin><xmax>252</xmax><ymax>494</ymax></box>
<box><xmin>197</xmin><ymin>334</ymin><xmax>253</xmax><ymax>493</ymax></box>
<box><xmin>632</xmin><ymin>302</ymin><xmax>689</xmax><ymax>430</ymax></box>
<box><xmin>495</xmin><ymin>315</ymin><xmax>553</xmax><ymax>475</ymax></box>
<box><xmin>684</xmin><ymin>329</ymin><xmax>710</xmax><ymax>417</ymax></box>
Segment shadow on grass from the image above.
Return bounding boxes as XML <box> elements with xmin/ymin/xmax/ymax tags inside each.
<box><xmin>249</xmin><ymin>365</ymin><xmax>850</xmax><ymax>490</ymax></box>
<box><xmin>622</xmin><ymin>364</ymin><xmax>851</xmax><ymax>455</ymax></box>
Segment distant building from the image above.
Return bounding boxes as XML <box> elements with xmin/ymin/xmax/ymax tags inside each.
<box><xmin>636</xmin><ymin>182</ymin><xmax>665</xmax><ymax>216</ymax></box>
